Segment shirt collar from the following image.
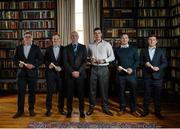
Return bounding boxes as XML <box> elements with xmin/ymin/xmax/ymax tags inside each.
<box><xmin>148</xmin><ymin>46</ymin><xmax>156</xmax><ymax>49</ymax></box>
<box><xmin>121</xmin><ymin>44</ymin><xmax>129</xmax><ymax>48</ymax></box>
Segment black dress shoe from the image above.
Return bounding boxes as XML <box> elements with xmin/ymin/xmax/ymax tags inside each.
<box><xmin>103</xmin><ymin>110</ymin><xmax>113</xmax><ymax>116</ymax></box>
<box><xmin>12</xmin><ymin>112</ymin><xmax>24</xmax><ymax>118</ymax></box>
<box><xmin>155</xmin><ymin>113</ymin><xmax>164</xmax><ymax>119</ymax></box>
<box><xmin>86</xmin><ymin>107</ymin><xmax>94</xmax><ymax>116</ymax></box>
<box><xmin>140</xmin><ymin>112</ymin><xmax>149</xmax><ymax>117</ymax></box>
<box><xmin>29</xmin><ymin>110</ymin><xmax>36</xmax><ymax>116</ymax></box>
<box><xmin>66</xmin><ymin>112</ymin><xmax>72</xmax><ymax>118</ymax></box>
<box><xmin>45</xmin><ymin>111</ymin><xmax>51</xmax><ymax>117</ymax></box>
<box><xmin>59</xmin><ymin>109</ymin><xmax>67</xmax><ymax>115</ymax></box>
<box><xmin>131</xmin><ymin>111</ymin><xmax>141</xmax><ymax>117</ymax></box>
<box><xmin>80</xmin><ymin>112</ymin><xmax>85</xmax><ymax>118</ymax></box>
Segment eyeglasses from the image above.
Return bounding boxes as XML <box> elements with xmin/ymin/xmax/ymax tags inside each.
<box><xmin>24</xmin><ymin>36</ymin><xmax>32</xmax><ymax>38</ymax></box>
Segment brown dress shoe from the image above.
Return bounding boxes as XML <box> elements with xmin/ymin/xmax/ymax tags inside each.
<box><xmin>117</xmin><ymin>111</ymin><xmax>125</xmax><ymax>116</ymax></box>
<box><xmin>131</xmin><ymin>111</ymin><xmax>141</xmax><ymax>117</ymax></box>
<box><xmin>29</xmin><ymin>110</ymin><xmax>36</xmax><ymax>116</ymax></box>
<box><xmin>13</xmin><ymin>112</ymin><xmax>24</xmax><ymax>118</ymax></box>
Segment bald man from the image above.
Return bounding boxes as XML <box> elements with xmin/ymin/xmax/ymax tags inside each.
<box><xmin>63</xmin><ymin>31</ymin><xmax>87</xmax><ymax>118</ymax></box>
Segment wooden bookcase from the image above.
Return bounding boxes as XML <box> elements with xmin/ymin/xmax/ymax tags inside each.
<box><xmin>0</xmin><ymin>0</ymin><xmax>57</xmax><ymax>92</ymax></box>
<box><xmin>101</xmin><ymin>0</ymin><xmax>180</xmax><ymax>94</ymax></box>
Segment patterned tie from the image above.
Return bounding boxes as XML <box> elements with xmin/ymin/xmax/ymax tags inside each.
<box><xmin>73</xmin><ymin>44</ymin><xmax>77</xmax><ymax>56</ymax></box>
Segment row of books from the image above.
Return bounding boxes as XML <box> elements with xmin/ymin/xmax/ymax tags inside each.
<box><xmin>170</xmin><ymin>49</ymin><xmax>180</xmax><ymax>57</ymax></box>
<box><xmin>103</xmin><ymin>19</ymin><xmax>135</xmax><ymax>28</ymax></box>
<box><xmin>0</xmin><ymin>60</ymin><xmax>16</xmax><ymax>69</ymax></box>
<box><xmin>137</xmin><ymin>29</ymin><xmax>169</xmax><ymax>37</ymax></box>
<box><xmin>0</xmin><ymin>20</ymin><xmax>55</xmax><ymax>29</ymax></box>
<box><xmin>0</xmin><ymin>11</ymin><xmax>19</xmax><ymax>19</ymax></box>
<box><xmin>0</xmin><ymin>1</ymin><xmax>55</xmax><ymax>10</ymax></box>
<box><xmin>170</xmin><ymin>59</ymin><xmax>180</xmax><ymax>68</ymax></box>
<box><xmin>0</xmin><ymin>40</ymin><xmax>17</xmax><ymax>48</ymax></box>
<box><xmin>0</xmin><ymin>30</ymin><xmax>19</xmax><ymax>39</ymax></box>
<box><xmin>103</xmin><ymin>0</ymin><xmax>135</xmax><ymax>8</ymax></box>
<box><xmin>0</xmin><ymin>11</ymin><xmax>54</xmax><ymax>19</ymax></box>
<box><xmin>137</xmin><ymin>19</ymin><xmax>168</xmax><ymax>27</ymax></box>
<box><xmin>0</xmin><ymin>49</ymin><xmax>14</xmax><ymax>58</ymax></box>
<box><xmin>0</xmin><ymin>21</ymin><xmax>18</xmax><ymax>29</ymax></box>
<box><xmin>0</xmin><ymin>70</ymin><xmax>16</xmax><ymax>78</ymax></box>
<box><xmin>170</xmin><ymin>5</ymin><xmax>180</xmax><ymax>16</ymax></box>
<box><xmin>20</xmin><ymin>20</ymin><xmax>55</xmax><ymax>29</ymax></box>
<box><xmin>171</xmin><ymin>28</ymin><xmax>180</xmax><ymax>36</ymax></box>
<box><xmin>104</xmin><ymin>28</ymin><xmax>136</xmax><ymax>37</ymax></box>
<box><xmin>171</xmin><ymin>69</ymin><xmax>180</xmax><ymax>79</ymax></box>
<box><xmin>137</xmin><ymin>9</ymin><xmax>167</xmax><ymax>17</ymax></box>
<box><xmin>19</xmin><ymin>1</ymin><xmax>55</xmax><ymax>10</ymax></box>
<box><xmin>21</xmin><ymin>30</ymin><xmax>54</xmax><ymax>39</ymax></box>
<box><xmin>172</xmin><ymin>17</ymin><xmax>180</xmax><ymax>26</ymax></box>
<box><xmin>169</xmin><ymin>0</ymin><xmax>180</xmax><ymax>6</ymax></box>
<box><xmin>21</xmin><ymin>11</ymin><xmax>54</xmax><ymax>19</ymax></box>
<box><xmin>103</xmin><ymin>9</ymin><xmax>133</xmax><ymax>18</ymax></box>
<box><xmin>138</xmin><ymin>0</ymin><xmax>166</xmax><ymax>7</ymax></box>
<box><xmin>0</xmin><ymin>82</ymin><xmax>17</xmax><ymax>90</ymax></box>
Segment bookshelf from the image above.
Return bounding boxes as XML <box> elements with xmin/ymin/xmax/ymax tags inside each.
<box><xmin>168</xmin><ymin>0</ymin><xmax>180</xmax><ymax>94</ymax></box>
<box><xmin>101</xmin><ymin>0</ymin><xmax>180</xmax><ymax>94</ymax></box>
<box><xmin>0</xmin><ymin>0</ymin><xmax>57</xmax><ymax>92</ymax></box>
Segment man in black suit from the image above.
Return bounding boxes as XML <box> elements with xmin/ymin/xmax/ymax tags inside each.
<box><xmin>13</xmin><ymin>31</ymin><xmax>43</xmax><ymax>118</ymax></box>
<box><xmin>44</xmin><ymin>32</ymin><xmax>66</xmax><ymax>117</ymax></box>
<box><xmin>140</xmin><ymin>34</ymin><xmax>167</xmax><ymax>119</ymax></box>
<box><xmin>63</xmin><ymin>31</ymin><xmax>87</xmax><ymax>118</ymax></box>
<box><xmin>114</xmin><ymin>33</ymin><xmax>140</xmax><ymax>117</ymax></box>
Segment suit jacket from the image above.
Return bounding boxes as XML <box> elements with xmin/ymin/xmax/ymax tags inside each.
<box><xmin>140</xmin><ymin>48</ymin><xmax>167</xmax><ymax>79</ymax></box>
<box><xmin>13</xmin><ymin>43</ymin><xmax>44</xmax><ymax>78</ymax></box>
<box><xmin>44</xmin><ymin>45</ymin><xmax>64</xmax><ymax>77</ymax></box>
<box><xmin>63</xmin><ymin>43</ymin><xmax>87</xmax><ymax>79</ymax></box>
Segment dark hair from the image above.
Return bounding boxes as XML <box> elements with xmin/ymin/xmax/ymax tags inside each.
<box><xmin>52</xmin><ymin>32</ymin><xmax>60</xmax><ymax>37</ymax></box>
<box><xmin>121</xmin><ymin>33</ymin><xmax>128</xmax><ymax>38</ymax></box>
<box><xmin>93</xmin><ymin>27</ymin><xmax>101</xmax><ymax>32</ymax></box>
<box><xmin>148</xmin><ymin>34</ymin><xmax>157</xmax><ymax>39</ymax></box>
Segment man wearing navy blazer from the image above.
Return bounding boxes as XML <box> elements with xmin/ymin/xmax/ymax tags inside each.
<box><xmin>114</xmin><ymin>33</ymin><xmax>140</xmax><ymax>117</ymax></box>
<box><xmin>44</xmin><ymin>33</ymin><xmax>66</xmax><ymax>117</ymax></box>
<box><xmin>13</xmin><ymin>31</ymin><xmax>43</xmax><ymax>118</ymax></box>
<box><xmin>140</xmin><ymin>34</ymin><xmax>167</xmax><ymax>119</ymax></box>
<box><xmin>63</xmin><ymin>31</ymin><xmax>87</xmax><ymax>118</ymax></box>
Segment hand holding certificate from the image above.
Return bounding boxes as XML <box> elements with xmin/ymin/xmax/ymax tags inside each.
<box><xmin>19</xmin><ymin>61</ymin><xmax>27</xmax><ymax>66</ymax></box>
<box><xmin>118</xmin><ymin>66</ymin><xmax>128</xmax><ymax>73</ymax></box>
<box><xmin>50</xmin><ymin>62</ymin><xmax>61</xmax><ymax>72</ymax></box>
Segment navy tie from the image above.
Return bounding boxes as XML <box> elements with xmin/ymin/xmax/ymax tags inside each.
<box><xmin>73</xmin><ymin>44</ymin><xmax>77</xmax><ymax>56</ymax></box>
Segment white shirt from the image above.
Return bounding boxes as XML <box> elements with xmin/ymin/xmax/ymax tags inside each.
<box><xmin>148</xmin><ymin>47</ymin><xmax>156</xmax><ymax>61</ymax></box>
<box><xmin>88</xmin><ymin>40</ymin><xmax>115</xmax><ymax>66</ymax></box>
<box><xmin>23</xmin><ymin>44</ymin><xmax>32</xmax><ymax>58</ymax></box>
<box><xmin>53</xmin><ymin>45</ymin><xmax>60</xmax><ymax>60</ymax></box>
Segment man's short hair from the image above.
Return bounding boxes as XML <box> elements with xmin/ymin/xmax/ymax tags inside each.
<box><xmin>93</xmin><ymin>27</ymin><xmax>101</xmax><ymax>32</ymax></box>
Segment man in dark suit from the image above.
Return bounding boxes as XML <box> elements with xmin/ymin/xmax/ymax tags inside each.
<box><xmin>44</xmin><ymin>32</ymin><xmax>66</xmax><ymax>117</ymax></box>
<box><xmin>114</xmin><ymin>33</ymin><xmax>140</xmax><ymax>117</ymax></box>
<box><xmin>13</xmin><ymin>31</ymin><xmax>43</xmax><ymax>118</ymax></box>
<box><xmin>63</xmin><ymin>31</ymin><xmax>87</xmax><ymax>118</ymax></box>
<box><xmin>140</xmin><ymin>34</ymin><xmax>167</xmax><ymax>119</ymax></box>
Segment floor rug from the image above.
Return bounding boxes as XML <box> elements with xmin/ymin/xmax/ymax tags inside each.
<box><xmin>28</xmin><ymin>121</ymin><xmax>161</xmax><ymax>128</ymax></box>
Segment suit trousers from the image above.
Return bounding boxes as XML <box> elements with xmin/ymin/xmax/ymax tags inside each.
<box><xmin>46</xmin><ymin>71</ymin><xmax>65</xmax><ymax>111</ymax></box>
<box><xmin>89</xmin><ymin>66</ymin><xmax>109</xmax><ymax>110</ymax></box>
<box><xmin>116</xmin><ymin>75</ymin><xmax>137</xmax><ymax>112</ymax></box>
<box><xmin>17</xmin><ymin>77</ymin><xmax>37</xmax><ymax>113</ymax></box>
<box><xmin>143</xmin><ymin>78</ymin><xmax>163</xmax><ymax>114</ymax></box>
<box><xmin>66</xmin><ymin>77</ymin><xmax>84</xmax><ymax>113</ymax></box>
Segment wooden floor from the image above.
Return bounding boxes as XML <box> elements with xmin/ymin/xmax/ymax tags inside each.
<box><xmin>0</xmin><ymin>94</ymin><xmax>180</xmax><ymax>128</ymax></box>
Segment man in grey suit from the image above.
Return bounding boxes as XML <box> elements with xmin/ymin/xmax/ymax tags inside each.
<box><xmin>63</xmin><ymin>31</ymin><xmax>87</xmax><ymax>118</ymax></box>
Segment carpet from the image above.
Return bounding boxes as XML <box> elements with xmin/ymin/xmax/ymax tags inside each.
<box><xmin>28</xmin><ymin>121</ymin><xmax>161</xmax><ymax>128</ymax></box>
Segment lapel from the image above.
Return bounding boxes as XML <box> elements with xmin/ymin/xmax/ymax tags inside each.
<box><xmin>76</xmin><ymin>43</ymin><xmax>81</xmax><ymax>56</ymax></box>
<box><xmin>145</xmin><ymin>48</ymin><xmax>151</xmax><ymax>62</ymax></box>
<box><xmin>151</xmin><ymin>48</ymin><xmax>158</xmax><ymax>62</ymax></box>
<box><xmin>27</xmin><ymin>44</ymin><xmax>34</xmax><ymax>59</ymax></box>
<box><xmin>50</xmin><ymin>46</ymin><xmax>56</xmax><ymax>60</ymax></box>
<box><xmin>20</xmin><ymin>45</ymin><xmax>26</xmax><ymax>58</ymax></box>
